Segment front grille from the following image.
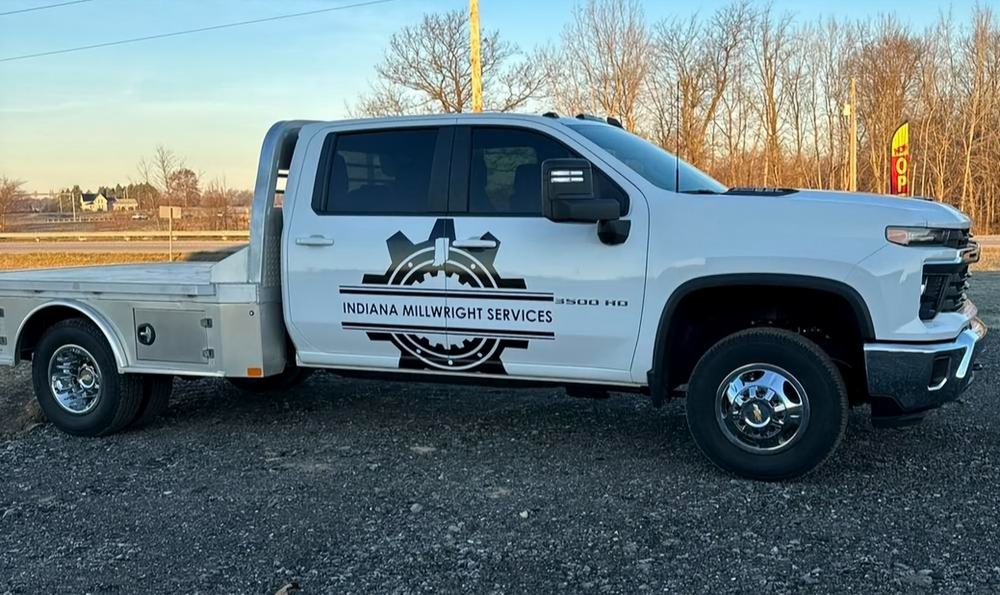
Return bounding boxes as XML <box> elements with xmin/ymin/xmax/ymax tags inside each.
<box><xmin>920</xmin><ymin>262</ymin><xmax>971</xmax><ymax>320</ymax></box>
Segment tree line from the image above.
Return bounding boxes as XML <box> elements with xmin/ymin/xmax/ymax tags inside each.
<box><xmin>0</xmin><ymin>146</ymin><xmax>253</xmax><ymax>232</ymax></box>
<box><xmin>352</xmin><ymin>0</ymin><xmax>1000</xmax><ymax>233</ymax></box>
<box><xmin>130</xmin><ymin>145</ymin><xmax>252</xmax><ymax>226</ymax></box>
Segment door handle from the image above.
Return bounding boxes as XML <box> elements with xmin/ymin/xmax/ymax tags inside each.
<box><xmin>296</xmin><ymin>235</ymin><xmax>334</xmax><ymax>247</ymax></box>
<box><xmin>452</xmin><ymin>239</ymin><xmax>497</xmax><ymax>250</ymax></box>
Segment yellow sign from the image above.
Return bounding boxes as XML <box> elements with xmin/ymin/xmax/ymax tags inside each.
<box><xmin>890</xmin><ymin>122</ymin><xmax>910</xmax><ymax>196</ymax></box>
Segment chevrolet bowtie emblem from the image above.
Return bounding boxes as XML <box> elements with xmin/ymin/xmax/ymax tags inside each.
<box><xmin>752</xmin><ymin>403</ymin><xmax>763</xmax><ymax>423</ymax></box>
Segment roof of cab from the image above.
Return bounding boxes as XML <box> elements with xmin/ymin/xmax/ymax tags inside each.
<box><xmin>307</xmin><ymin>111</ymin><xmax>617</xmax><ymax>128</ymax></box>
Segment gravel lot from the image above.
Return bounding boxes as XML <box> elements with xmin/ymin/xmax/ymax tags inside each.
<box><xmin>2</xmin><ymin>275</ymin><xmax>1000</xmax><ymax>595</ymax></box>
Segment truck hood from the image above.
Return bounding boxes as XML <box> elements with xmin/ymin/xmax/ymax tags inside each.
<box><xmin>777</xmin><ymin>189</ymin><xmax>971</xmax><ymax>228</ymax></box>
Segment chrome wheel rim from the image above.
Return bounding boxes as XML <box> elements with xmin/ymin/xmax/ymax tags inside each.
<box><xmin>48</xmin><ymin>345</ymin><xmax>103</xmax><ymax>415</ymax></box>
<box><xmin>716</xmin><ymin>363</ymin><xmax>810</xmax><ymax>454</ymax></box>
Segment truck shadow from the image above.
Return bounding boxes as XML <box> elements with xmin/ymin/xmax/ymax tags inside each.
<box><xmin>146</xmin><ymin>371</ymin><xmax>968</xmax><ymax>482</ymax></box>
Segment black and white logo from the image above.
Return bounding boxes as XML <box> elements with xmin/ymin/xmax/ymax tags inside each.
<box><xmin>339</xmin><ymin>219</ymin><xmax>554</xmax><ymax>374</ymax></box>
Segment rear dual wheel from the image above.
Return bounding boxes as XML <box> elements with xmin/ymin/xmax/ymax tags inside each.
<box><xmin>685</xmin><ymin>328</ymin><xmax>849</xmax><ymax>481</ymax></box>
<box><xmin>31</xmin><ymin>319</ymin><xmax>172</xmax><ymax>437</ymax></box>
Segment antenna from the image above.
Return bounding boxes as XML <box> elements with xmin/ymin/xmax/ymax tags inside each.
<box><xmin>674</xmin><ymin>78</ymin><xmax>681</xmax><ymax>193</ymax></box>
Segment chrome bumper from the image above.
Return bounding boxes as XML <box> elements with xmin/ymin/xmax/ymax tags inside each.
<box><xmin>864</xmin><ymin>317</ymin><xmax>988</xmax><ymax>415</ymax></box>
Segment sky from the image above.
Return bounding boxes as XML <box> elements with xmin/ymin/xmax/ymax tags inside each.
<box><xmin>0</xmin><ymin>0</ymin><xmax>984</xmax><ymax>193</ymax></box>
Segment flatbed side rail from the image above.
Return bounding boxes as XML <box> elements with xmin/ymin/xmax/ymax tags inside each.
<box><xmin>0</xmin><ymin>231</ymin><xmax>248</xmax><ymax>242</ymax></box>
<box><xmin>247</xmin><ymin>120</ymin><xmax>319</xmax><ymax>287</ymax></box>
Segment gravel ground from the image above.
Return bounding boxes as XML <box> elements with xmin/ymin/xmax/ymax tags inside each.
<box><xmin>2</xmin><ymin>276</ymin><xmax>1000</xmax><ymax>595</ymax></box>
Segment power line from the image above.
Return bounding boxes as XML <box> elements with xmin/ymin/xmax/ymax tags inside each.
<box><xmin>0</xmin><ymin>0</ymin><xmax>96</xmax><ymax>17</ymax></box>
<box><xmin>0</xmin><ymin>0</ymin><xmax>398</xmax><ymax>63</ymax></box>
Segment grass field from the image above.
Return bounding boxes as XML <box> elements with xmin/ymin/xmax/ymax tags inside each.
<box><xmin>973</xmin><ymin>246</ymin><xmax>1000</xmax><ymax>271</ymax></box>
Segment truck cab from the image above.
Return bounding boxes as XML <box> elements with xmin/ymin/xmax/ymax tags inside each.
<box><xmin>0</xmin><ymin>114</ymin><xmax>987</xmax><ymax>481</ymax></box>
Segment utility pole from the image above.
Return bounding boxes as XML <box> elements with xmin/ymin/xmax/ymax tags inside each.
<box><xmin>849</xmin><ymin>77</ymin><xmax>857</xmax><ymax>192</ymax></box>
<box><xmin>469</xmin><ymin>0</ymin><xmax>483</xmax><ymax>113</ymax></box>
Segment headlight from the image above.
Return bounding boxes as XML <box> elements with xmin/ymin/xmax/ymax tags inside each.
<box><xmin>885</xmin><ymin>226</ymin><xmax>951</xmax><ymax>246</ymax></box>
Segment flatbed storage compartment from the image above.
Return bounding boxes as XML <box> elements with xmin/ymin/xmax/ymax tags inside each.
<box><xmin>133</xmin><ymin>308</ymin><xmax>212</xmax><ymax>365</ymax></box>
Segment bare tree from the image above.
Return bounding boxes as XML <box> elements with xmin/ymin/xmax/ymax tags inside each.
<box><xmin>168</xmin><ymin>168</ymin><xmax>201</xmax><ymax>209</ymax></box>
<box><xmin>202</xmin><ymin>177</ymin><xmax>238</xmax><ymax>230</ymax></box>
<box><xmin>852</xmin><ymin>15</ymin><xmax>922</xmax><ymax>194</ymax></box>
<box><xmin>548</xmin><ymin>0</ymin><xmax>653</xmax><ymax>132</ymax></box>
<box><xmin>352</xmin><ymin>81</ymin><xmax>419</xmax><ymax>118</ymax></box>
<box><xmin>782</xmin><ymin>26</ymin><xmax>812</xmax><ymax>187</ymax></box>
<box><xmin>913</xmin><ymin>13</ymin><xmax>956</xmax><ymax>202</ymax></box>
<box><xmin>956</xmin><ymin>7</ymin><xmax>997</xmax><ymax>214</ymax></box>
<box><xmin>749</xmin><ymin>4</ymin><xmax>796</xmax><ymax>186</ymax></box>
<box><xmin>152</xmin><ymin>145</ymin><xmax>181</xmax><ymax>199</ymax></box>
<box><xmin>132</xmin><ymin>145</ymin><xmax>187</xmax><ymax>229</ymax></box>
<box><xmin>0</xmin><ymin>176</ymin><xmax>26</xmax><ymax>233</ymax></box>
<box><xmin>132</xmin><ymin>156</ymin><xmax>160</xmax><ymax>212</ymax></box>
<box><xmin>816</xmin><ymin>18</ymin><xmax>856</xmax><ymax>190</ymax></box>
<box><xmin>714</xmin><ymin>32</ymin><xmax>756</xmax><ymax>186</ymax></box>
<box><xmin>352</xmin><ymin>10</ymin><xmax>544</xmax><ymax>116</ymax></box>
<box><xmin>648</xmin><ymin>0</ymin><xmax>752</xmax><ymax>167</ymax></box>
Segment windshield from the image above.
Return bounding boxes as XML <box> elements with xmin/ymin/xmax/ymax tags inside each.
<box><xmin>564</xmin><ymin>123</ymin><xmax>728</xmax><ymax>194</ymax></box>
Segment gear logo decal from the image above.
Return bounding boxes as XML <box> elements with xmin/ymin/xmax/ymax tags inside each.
<box><xmin>339</xmin><ymin>219</ymin><xmax>555</xmax><ymax>374</ymax></box>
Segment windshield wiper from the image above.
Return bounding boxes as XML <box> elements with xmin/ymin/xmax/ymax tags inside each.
<box><xmin>678</xmin><ymin>189</ymin><xmax>721</xmax><ymax>195</ymax></box>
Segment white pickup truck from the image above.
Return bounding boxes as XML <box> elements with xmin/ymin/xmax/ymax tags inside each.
<box><xmin>0</xmin><ymin>113</ymin><xmax>987</xmax><ymax>480</ymax></box>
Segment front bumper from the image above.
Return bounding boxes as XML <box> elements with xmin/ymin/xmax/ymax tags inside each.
<box><xmin>864</xmin><ymin>317</ymin><xmax>988</xmax><ymax>417</ymax></box>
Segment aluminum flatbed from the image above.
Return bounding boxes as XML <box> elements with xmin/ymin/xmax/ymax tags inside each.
<box><xmin>0</xmin><ymin>263</ymin><xmax>217</xmax><ymax>297</ymax></box>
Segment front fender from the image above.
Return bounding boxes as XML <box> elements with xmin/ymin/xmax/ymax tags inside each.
<box><xmin>640</xmin><ymin>272</ymin><xmax>876</xmax><ymax>406</ymax></box>
<box><xmin>846</xmin><ymin>244</ymin><xmax>976</xmax><ymax>342</ymax></box>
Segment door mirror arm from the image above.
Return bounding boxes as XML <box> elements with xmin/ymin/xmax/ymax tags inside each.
<box><xmin>541</xmin><ymin>158</ymin><xmax>630</xmax><ymax>245</ymax></box>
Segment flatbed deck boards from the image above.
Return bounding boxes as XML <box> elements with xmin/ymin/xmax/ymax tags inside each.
<box><xmin>0</xmin><ymin>263</ymin><xmax>216</xmax><ymax>296</ymax></box>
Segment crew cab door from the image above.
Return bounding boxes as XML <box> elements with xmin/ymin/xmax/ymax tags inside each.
<box><xmin>282</xmin><ymin>120</ymin><xmax>458</xmax><ymax>370</ymax></box>
<box><xmin>442</xmin><ymin>120</ymin><xmax>649</xmax><ymax>384</ymax></box>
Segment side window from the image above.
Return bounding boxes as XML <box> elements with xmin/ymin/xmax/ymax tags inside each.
<box><xmin>322</xmin><ymin>128</ymin><xmax>439</xmax><ymax>214</ymax></box>
<box><xmin>468</xmin><ymin>127</ymin><xmax>628</xmax><ymax>216</ymax></box>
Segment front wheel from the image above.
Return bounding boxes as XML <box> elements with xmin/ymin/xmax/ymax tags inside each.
<box><xmin>685</xmin><ymin>328</ymin><xmax>849</xmax><ymax>481</ymax></box>
<box><xmin>31</xmin><ymin>319</ymin><xmax>145</xmax><ymax>437</ymax></box>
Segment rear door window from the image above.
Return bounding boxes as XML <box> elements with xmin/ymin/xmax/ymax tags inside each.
<box><xmin>319</xmin><ymin>128</ymin><xmax>441</xmax><ymax>214</ymax></box>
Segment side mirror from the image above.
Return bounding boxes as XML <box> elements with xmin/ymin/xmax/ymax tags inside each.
<box><xmin>541</xmin><ymin>158</ymin><xmax>621</xmax><ymax>223</ymax></box>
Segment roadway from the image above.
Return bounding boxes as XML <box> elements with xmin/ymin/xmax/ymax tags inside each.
<box><xmin>0</xmin><ymin>241</ymin><xmax>247</xmax><ymax>254</ymax></box>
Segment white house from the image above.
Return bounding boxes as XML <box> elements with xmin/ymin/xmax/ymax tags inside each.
<box><xmin>112</xmin><ymin>197</ymin><xmax>139</xmax><ymax>212</ymax></box>
<box><xmin>80</xmin><ymin>193</ymin><xmax>110</xmax><ymax>212</ymax></box>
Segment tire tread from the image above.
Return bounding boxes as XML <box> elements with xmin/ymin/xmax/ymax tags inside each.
<box><xmin>130</xmin><ymin>375</ymin><xmax>173</xmax><ymax>429</ymax></box>
<box><xmin>686</xmin><ymin>327</ymin><xmax>849</xmax><ymax>481</ymax></box>
<box><xmin>32</xmin><ymin>318</ymin><xmax>145</xmax><ymax>437</ymax></box>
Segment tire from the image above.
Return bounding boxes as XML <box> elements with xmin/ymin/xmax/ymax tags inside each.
<box><xmin>685</xmin><ymin>327</ymin><xmax>849</xmax><ymax>481</ymax></box>
<box><xmin>128</xmin><ymin>375</ymin><xmax>174</xmax><ymax>429</ymax></box>
<box><xmin>31</xmin><ymin>318</ymin><xmax>145</xmax><ymax>437</ymax></box>
<box><xmin>227</xmin><ymin>364</ymin><xmax>314</xmax><ymax>393</ymax></box>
